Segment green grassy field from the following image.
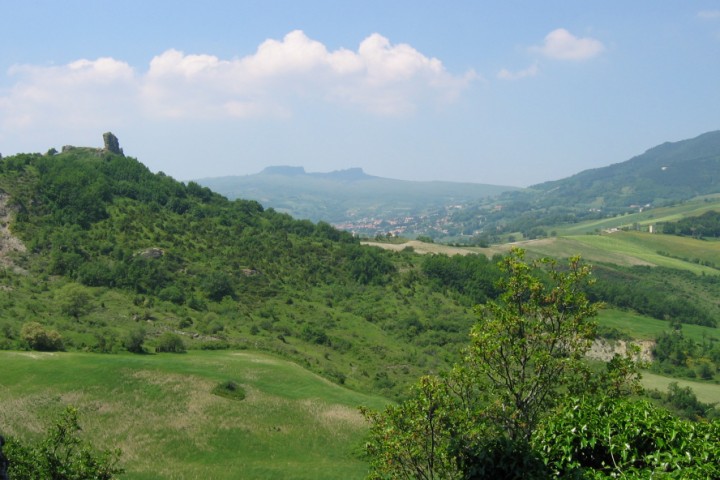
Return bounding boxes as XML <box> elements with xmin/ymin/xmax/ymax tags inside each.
<box><xmin>641</xmin><ymin>372</ymin><xmax>720</xmax><ymax>405</ymax></box>
<box><xmin>520</xmin><ymin>232</ymin><xmax>720</xmax><ymax>274</ymax></box>
<box><xmin>597</xmin><ymin>309</ymin><xmax>720</xmax><ymax>343</ymax></box>
<box><xmin>555</xmin><ymin>195</ymin><xmax>720</xmax><ymax>236</ymax></box>
<box><xmin>0</xmin><ymin>350</ymin><xmax>388</xmax><ymax>480</ymax></box>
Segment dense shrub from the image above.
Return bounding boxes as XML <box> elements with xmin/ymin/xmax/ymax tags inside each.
<box><xmin>20</xmin><ymin>322</ymin><xmax>64</xmax><ymax>351</ymax></box>
<box><xmin>3</xmin><ymin>406</ymin><xmax>123</xmax><ymax>479</ymax></box>
<box><xmin>154</xmin><ymin>332</ymin><xmax>186</xmax><ymax>353</ymax></box>
<box><xmin>535</xmin><ymin>396</ymin><xmax>720</xmax><ymax>478</ymax></box>
<box><xmin>211</xmin><ymin>380</ymin><xmax>246</xmax><ymax>400</ymax></box>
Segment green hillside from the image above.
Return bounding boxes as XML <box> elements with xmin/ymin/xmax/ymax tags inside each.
<box><xmin>0</xmin><ymin>350</ymin><xmax>387</xmax><ymax>479</ymax></box>
<box><xmin>450</xmin><ymin>131</ymin><xmax>720</xmax><ymax>241</ymax></box>
<box><xmin>3</xmin><ymin>135</ymin><xmax>720</xmax><ymax>478</ymax></box>
<box><xmin>0</xmin><ymin>142</ymin><xmax>492</xmax><ymax>401</ymax></box>
<box><xmin>531</xmin><ymin>130</ymin><xmax>720</xmax><ymax>209</ymax></box>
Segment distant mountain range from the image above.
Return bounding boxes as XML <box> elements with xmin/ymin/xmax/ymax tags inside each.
<box><xmin>198</xmin><ymin>166</ymin><xmax>518</xmax><ymax>235</ymax></box>
<box><xmin>199</xmin><ymin>130</ymin><xmax>720</xmax><ymax>239</ymax></box>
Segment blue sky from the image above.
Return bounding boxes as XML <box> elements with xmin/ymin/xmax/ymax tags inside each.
<box><xmin>1</xmin><ymin>1</ymin><xmax>719</xmax><ymax>186</ymax></box>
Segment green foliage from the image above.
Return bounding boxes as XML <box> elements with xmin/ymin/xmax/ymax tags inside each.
<box><xmin>123</xmin><ymin>326</ymin><xmax>146</xmax><ymax>354</ymax></box>
<box><xmin>662</xmin><ymin>210</ymin><xmax>720</xmax><ymax>238</ymax></box>
<box><xmin>154</xmin><ymin>332</ymin><xmax>186</xmax><ymax>353</ymax></box>
<box><xmin>421</xmin><ymin>253</ymin><xmax>501</xmax><ymax>304</ymax></box>
<box><xmin>465</xmin><ymin>248</ymin><xmax>598</xmax><ymax>441</ymax></box>
<box><xmin>4</xmin><ymin>406</ymin><xmax>123</xmax><ymax>479</ymax></box>
<box><xmin>363</xmin><ymin>250</ymin><xmax>608</xmax><ymax>478</ymax></box>
<box><xmin>647</xmin><ymin>382</ymin><xmax>719</xmax><ymax>420</ymax></box>
<box><xmin>361</xmin><ymin>376</ymin><xmax>469</xmax><ymax>480</ymax></box>
<box><xmin>587</xmin><ymin>265</ymin><xmax>718</xmax><ymax>327</ymax></box>
<box><xmin>211</xmin><ymin>380</ymin><xmax>246</xmax><ymax>401</ymax></box>
<box><xmin>20</xmin><ymin>322</ymin><xmax>64</xmax><ymax>351</ymax></box>
<box><xmin>535</xmin><ymin>395</ymin><xmax>720</xmax><ymax>479</ymax></box>
<box><xmin>57</xmin><ymin>283</ymin><xmax>93</xmax><ymax>318</ymax></box>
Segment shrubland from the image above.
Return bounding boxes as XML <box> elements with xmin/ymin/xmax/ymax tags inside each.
<box><xmin>1</xmin><ymin>142</ymin><xmax>720</xmax><ymax>477</ymax></box>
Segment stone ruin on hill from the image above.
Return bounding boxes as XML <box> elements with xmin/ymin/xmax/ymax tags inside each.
<box><xmin>103</xmin><ymin>131</ymin><xmax>123</xmax><ymax>155</ymax></box>
<box><xmin>60</xmin><ymin>132</ymin><xmax>124</xmax><ymax>156</ymax></box>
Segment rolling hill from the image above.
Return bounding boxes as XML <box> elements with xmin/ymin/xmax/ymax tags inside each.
<box><xmin>2</xmin><ymin>133</ymin><xmax>720</xmax><ymax>477</ymax></box>
<box><xmin>530</xmin><ymin>130</ymin><xmax>720</xmax><ymax>209</ymax></box>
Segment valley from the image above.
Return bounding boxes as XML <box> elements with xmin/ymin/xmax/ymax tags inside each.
<box><xmin>1</xmin><ymin>132</ymin><xmax>720</xmax><ymax>478</ymax></box>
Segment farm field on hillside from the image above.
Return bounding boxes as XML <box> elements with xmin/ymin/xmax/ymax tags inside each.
<box><xmin>555</xmin><ymin>195</ymin><xmax>720</xmax><ymax>236</ymax></box>
<box><xmin>598</xmin><ymin>309</ymin><xmax>720</xmax><ymax>343</ymax></box>
<box><xmin>641</xmin><ymin>372</ymin><xmax>720</xmax><ymax>405</ymax></box>
<box><xmin>523</xmin><ymin>232</ymin><xmax>720</xmax><ymax>274</ymax></box>
<box><xmin>0</xmin><ymin>350</ymin><xmax>387</xmax><ymax>480</ymax></box>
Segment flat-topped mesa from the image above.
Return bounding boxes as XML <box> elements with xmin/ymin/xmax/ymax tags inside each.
<box><xmin>103</xmin><ymin>132</ymin><xmax>124</xmax><ymax>155</ymax></box>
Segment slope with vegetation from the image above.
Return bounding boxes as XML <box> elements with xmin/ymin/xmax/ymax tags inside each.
<box><xmin>449</xmin><ymin>130</ymin><xmax>720</xmax><ymax>242</ymax></box>
<box><xmin>2</xmin><ymin>134</ymin><xmax>720</xmax><ymax>478</ymax></box>
<box><xmin>0</xmin><ymin>141</ymin><xmax>495</xmax><ymax>401</ymax></box>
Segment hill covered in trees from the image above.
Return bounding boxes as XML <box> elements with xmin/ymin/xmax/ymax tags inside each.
<box><xmin>450</xmin><ymin>130</ymin><xmax>720</xmax><ymax>241</ymax></box>
<box><xmin>0</xmin><ymin>135</ymin><xmax>507</xmax><ymax>398</ymax></box>
<box><xmin>2</xmin><ymin>134</ymin><xmax>720</xmax><ymax>478</ymax></box>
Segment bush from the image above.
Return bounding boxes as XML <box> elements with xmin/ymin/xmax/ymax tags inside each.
<box><xmin>535</xmin><ymin>396</ymin><xmax>720</xmax><ymax>478</ymax></box>
<box><xmin>123</xmin><ymin>326</ymin><xmax>146</xmax><ymax>353</ymax></box>
<box><xmin>154</xmin><ymin>332</ymin><xmax>186</xmax><ymax>353</ymax></box>
<box><xmin>4</xmin><ymin>406</ymin><xmax>123</xmax><ymax>479</ymax></box>
<box><xmin>211</xmin><ymin>380</ymin><xmax>246</xmax><ymax>400</ymax></box>
<box><xmin>20</xmin><ymin>322</ymin><xmax>64</xmax><ymax>351</ymax></box>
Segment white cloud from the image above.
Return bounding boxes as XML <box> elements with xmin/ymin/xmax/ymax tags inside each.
<box><xmin>1</xmin><ymin>58</ymin><xmax>137</xmax><ymax>131</ymax></box>
<box><xmin>497</xmin><ymin>63</ymin><xmax>539</xmax><ymax>80</ymax></box>
<box><xmin>530</xmin><ymin>28</ymin><xmax>605</xmax><ymax>61</ymax></box>
<box><xmin>0</xmin><ymin>30</ymin><xmax>475</xmax><ymax>134</ymax></box>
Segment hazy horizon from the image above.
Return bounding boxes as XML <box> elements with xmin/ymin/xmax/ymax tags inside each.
<box><xmin>1</xmin><ymin>1</ymin><xmax>719</xmax><ymax>187</ymax></box>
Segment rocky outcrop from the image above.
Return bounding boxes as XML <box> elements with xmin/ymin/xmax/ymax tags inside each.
<box><xmin>103</xmin><ymin>132</ymin><xmax>123</xmax><ymax>155</ymax></box>
<box><xmin>0</xmin><ymin>192</ymin><xmax>27</xmax><ymax>273</ymax></box>
<box><xmin>138</xmin><ymin>247</ymin><xmax>164</xmax><ymax>259</ymax></box>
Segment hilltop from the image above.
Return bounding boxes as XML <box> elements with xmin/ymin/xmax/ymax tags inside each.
<box><xmin>0</xmin><ymin>135</ymin><xmax>500</xmax><ymax>400</ymax></box>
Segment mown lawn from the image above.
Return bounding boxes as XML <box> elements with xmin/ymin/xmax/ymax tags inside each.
<box><xmin>0</xmin><ymin>350</ymin><xmax>388</xmax><ymax>480</ymax></box>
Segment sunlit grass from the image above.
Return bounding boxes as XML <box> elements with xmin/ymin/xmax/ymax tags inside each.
<box><xmin>641</xmin><ymin>372</ymin><xmax>720</xmax><ymax>405</ymax></box>
<box><xmin>0</xmin><ymin>350</ymin><xmax>388</xmax><ymax>479</ymax></box>
<box><xmin>597</xmin><ymin>309</ymin><xmax>720</xmax><ymax>343</ymax></box>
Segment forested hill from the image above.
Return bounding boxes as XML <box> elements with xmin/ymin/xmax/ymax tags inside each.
<box><xmin>454</xmin><ymin>130</ymin><xmax>720</xmax><ymax>240</ymax></box>
<box><xmin>530</xmin><ymin>130</ymin><xmax>720</xmax><ymax>209</ymax></box>
<box><xmin>0</xmin><ymin>138</ymin><xmax>507</xmax><ymax>398</ymax></box>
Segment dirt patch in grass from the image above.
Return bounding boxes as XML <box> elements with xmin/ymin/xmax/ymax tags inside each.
<box><xmin>586</xmin><ymin>339</ymin><xmax>654</xmax><ymax>363</ymax></box>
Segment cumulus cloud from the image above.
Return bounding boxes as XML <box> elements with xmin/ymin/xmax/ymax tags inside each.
<box><xmin>530</xmin><ymin>28</ymin><xmax>605</xmax><ymax>60</ymax></box>
<box><xmin>0</xmin><ymin>30</ymin><xmax>475</xmax><ymax>134</ymax></box>
<box><xmin>497</xmin><ymin>63</ymin><xmax>539</xmax><ymax>80</ymax></box>
<box><xmin>1</xmin><ymin>57</ymin><xmax>137</xmax><ymax>131</ymax></box>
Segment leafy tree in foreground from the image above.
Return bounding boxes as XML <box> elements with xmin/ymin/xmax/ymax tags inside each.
<box><xmin>363</xmin><ymin>249</ymin><xmax>600</xmax><ymax>478</ymax></box>
<box><xmin>4</xmin><ymin>406</ymin><xmax>123</xmax><ymax>479</ymax></box>
<box><xmin>464</xmin><ymin>249</ymin><xmax>598</xmax><ymax>442</ymax></box>
<box><xmin>535</xmin><ymin>395</ymin><xmax>720</xmax><ymax>479</ymax></box>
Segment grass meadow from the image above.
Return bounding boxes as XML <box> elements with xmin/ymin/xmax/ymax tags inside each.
<box><xmin>641</xmin><ymin>372</ymin><xmax>720</xmax><ymax>405</ymax></box>
<box><xmin>0</xmin><ymin>350</ymin><xmax>388</xmax><ymax>479</ymax></box>
<box><xmin>597</xmin><ymin>308</ymin><xmax>720</xmax><ymax>343</ymax></box>
<box><xmin>520</xmin><ymin>231</ymin><xmax>720</xmax><ymax>274</ymax></box>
